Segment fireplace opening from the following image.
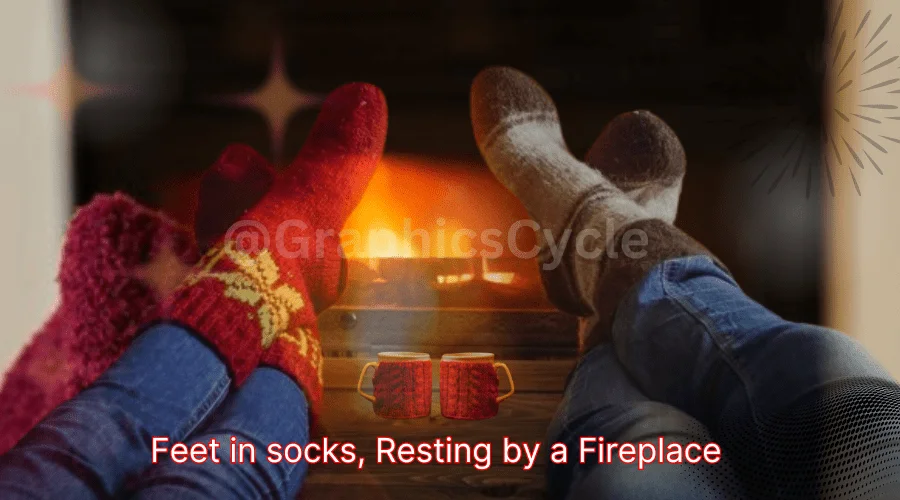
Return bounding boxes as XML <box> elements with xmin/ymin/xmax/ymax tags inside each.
<box><xmin>337</xmin><ymin>155</ymin><xmax>553</xmax><ymax>311</ymax></box>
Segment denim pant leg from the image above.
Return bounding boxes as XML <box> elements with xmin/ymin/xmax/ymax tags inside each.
<box><xmin>0</xmin><ymin>322</ymin><xmax>231</xmax><ymax>500</ymax></box>
<box><xmin>126</xmin><ymin>367</ymin><xmax>310</xmax><ymax>500</ymax></box>
<box><xmin>613</xmin><ymin>255</ymin><xmax>900</xmax><ymax>498</ymax></box>
<box><xmin>546</xmin><ymin>344</ymin><xmax>746</xmax><ymax>500</ymax></box>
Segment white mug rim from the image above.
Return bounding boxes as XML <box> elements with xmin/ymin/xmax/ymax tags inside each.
<box><xmin>377</xmin><ymin>351</ymin><xmax>430</xmax><ymax>361</ymax></box>
<box><xmin>441</xmin><ymin>352</ymin><xmax>495</xmax><ymax>362</ymax></box>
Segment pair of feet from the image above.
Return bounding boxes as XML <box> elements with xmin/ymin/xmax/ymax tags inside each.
<box><xmin>472</xmin><ymin>67</ymin><xmax>715</xmax><ymax>351</ymax></box>
<box><xmin>0</xmin><ymin>83</ymin><xmax>387</xmax><ymax>451</ymax></box>
<box><xmin>0</xmin><ymin>67</ymin><xmax>705</xmax><ymax>451</ymax></box>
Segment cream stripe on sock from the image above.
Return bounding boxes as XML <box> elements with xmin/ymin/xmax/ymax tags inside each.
<box><xmin>480</xmin><ymin>116</ymin><xmax>647</xmax><ymax>242</ymax></box>
<box><xmin>624</xmin><ymin>178</ymin><xmax>683</xmax><ymax>224</ymax></box>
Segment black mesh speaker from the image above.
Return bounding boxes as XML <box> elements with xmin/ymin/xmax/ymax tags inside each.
<box><xmin>718</xmin><ymin>378</ymin><xmax>900</xmax><ymax>499</ymax></box>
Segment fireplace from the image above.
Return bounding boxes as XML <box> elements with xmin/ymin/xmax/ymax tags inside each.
<box><xmin>320</xmin><ymin>154</ymin><xmax>578</xmax><ymax>358</ymax></box>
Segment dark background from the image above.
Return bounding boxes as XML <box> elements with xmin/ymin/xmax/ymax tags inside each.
<box><xmin>69</xmin><ymin>0</ymin><xmax>828</xmax><ymax>323</ymax></box>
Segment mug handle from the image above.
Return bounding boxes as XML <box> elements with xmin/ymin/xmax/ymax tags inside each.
<box><xmin>357</xmin><ymin>362</ymin><xmax>378</xmax><ymax>402</ymax></box>
<box><xmin>494</xmin><ymin>362</ymin><xmax>515</xmax><ymax>403</ymax></box>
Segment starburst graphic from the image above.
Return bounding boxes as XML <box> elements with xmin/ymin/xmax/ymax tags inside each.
<box><xmin>824</xmin><ymin>2</ymin><xmax>899</xmax><ymax>195</ymax></box>
<box><xmin>11</xmin><ymin>55</ymin><xmax>126</xmax><ymax>121</ymax></box>
<box><xmin>716</xmin><ymin>1</ymin><xmax>899</xmax><ymax>198</ymax></box>
<box><xmin>210</xmin><ymin>39</ymin><xmax>323</xmax><ymax>165</ymax></box>
<box><xmin>7</xmin><ymin>24</ymin><xmax>130</xmax><ymax>122</ymax></box>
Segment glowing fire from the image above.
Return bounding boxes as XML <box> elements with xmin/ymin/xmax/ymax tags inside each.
<box><xmin>363</xmin><ymin>229</ymin><xmax>419</xmax><ymax>258</ymax></box>
<box><xmin>483</xmin><ymin>272</ymin><xmax>515</xmax><ymax>285</ymax></box>
<box><xmin>436</xmin><ymin>273</ymin><xmax>474</xmax><ymax>285</ymax></box>
<box><xmin>337</xmin><ymin>155</ymin><xmax>539</xmax><ymax>289</ymax></box>
<box><xmin>341</xmin><ymin>155</ymin><xmax>532</xmax><ymax>260</ymax></box>
<box><xmin>346</xmin><ymin>224</ymin><xmax>475</xmax><ymax>260</ymax></box>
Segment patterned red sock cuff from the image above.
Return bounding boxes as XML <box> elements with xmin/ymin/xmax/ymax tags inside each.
<box><xmin>166</xmin><ymin>277</ymin><xmax>264</xmax><ymax>385</ymax></box>
<box><xmin>164</xmin><ymin>240</ymin><xmax>316</xmax><ymax>386</ymax></box>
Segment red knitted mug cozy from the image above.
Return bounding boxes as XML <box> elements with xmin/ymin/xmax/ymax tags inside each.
<box><xmin>372</xmin><ymin>361</ymin><xmax>433</xmax><ymax>419</ymax></box>
<box><xmin>440</xmin><ymin>361</ymin><xmax>501</xmax><ymax>420</ymax></box>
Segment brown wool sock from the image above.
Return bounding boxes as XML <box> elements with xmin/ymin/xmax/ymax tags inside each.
<box><xmin>470</xmin><ymin>67</ymin><xmax>721</xmax><ymax>351</ymax></box>
<box><xmin>470</xmin><ymin>66</ymin><xmax>648</xmax><ymax>262</ymax></box>
<box><xmin>585</xmin><ymin>110</ymin><xmax>686</xmax><ymax>224</ymax></box>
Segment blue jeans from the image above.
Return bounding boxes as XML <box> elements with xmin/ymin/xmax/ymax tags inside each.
<box><xmin>548</xmin><ymin>256</ymin><xmax>900</xmax><ymax>499</ymax></box>
<box><xmin>0</xmin><ymin>323</ymin><xmax>310</xmax><ymax>500</ymax></box>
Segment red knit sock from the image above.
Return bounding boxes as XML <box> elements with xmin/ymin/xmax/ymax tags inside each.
<box><xmin>62</xmin><ymin>194</ymin><xmax>198</xmax><ymax>386</ymax></box>
<box><xmin>0</xmin><ymin>311</ymin><xmax>74</xmax><ymax>454</ymax></box>
<box><xmin>0</xmin><ymin>154</ymin><xmax>276</xmax><ymax>454</ymax></box>
<box><xmin>0</xmin><ymin>194</ymin><xmax>196</xmax><ymax>455</ymax></box>
<box><xmin>194</xmin><ymin>144</ymin><xmax>276</xmax><ymax>253</ymax></box>
<box><xmin>167</xmin><ymin>83</ymin><xmax>388</xmax><ymax>417</ymax></box>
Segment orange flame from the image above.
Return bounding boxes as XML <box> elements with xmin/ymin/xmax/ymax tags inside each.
<box><xmin>341</xmin><ymin>155</ymin><xmax>533</xmax><ymax>260</ymax></box>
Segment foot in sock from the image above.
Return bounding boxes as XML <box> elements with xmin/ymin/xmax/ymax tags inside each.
<box><xmin>0</xmin><ymin>195</ymin><xmax>197</xmax><ymax>455</ymax></box>
<box><xmin>0</xmin><ymin>81</ymin><xmax>387</xmax><ymax>449</ymax></box>
<box><xmin>0</xmin><ymin>151</ymin><xmax>276</xmax><ymax>454</ymax></box>
<box><xmin>0</xmin><ymin>311</ymin><xmax>73</xmax><ymax>454</ymax></box>
<box><xmin>585</xmin><ymin>110</ymin><xmax>686</xmax><ymax>224</ymax></box>
<box><xmin>470</xmin><ymin>66</ymin><xmax>718</xmax><ymax>352</ymax></box>
<box><xmin>165</xmin><ymin>82</ymin><xmax>388</xmax><ymax>419</ymax></box>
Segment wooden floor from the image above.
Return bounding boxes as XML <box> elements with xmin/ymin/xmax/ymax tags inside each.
<box><xmin>306</xmin><ymin>357</ymin><xmax>576</xmax><ymax>499</ymax></box>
